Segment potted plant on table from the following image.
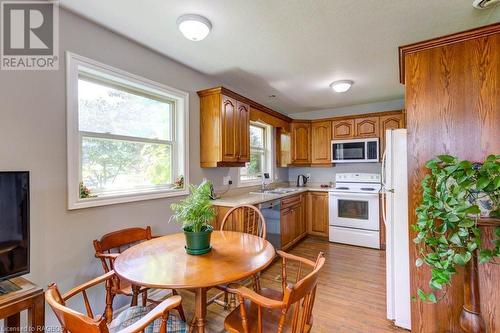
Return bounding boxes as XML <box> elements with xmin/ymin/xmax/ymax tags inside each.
<box><xmin>169</xmin><ymin>180</ymin><xmax>216</xmax><ymax>255</ymax></box>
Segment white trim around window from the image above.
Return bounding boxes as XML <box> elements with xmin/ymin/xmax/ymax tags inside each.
<box><xmin>66</xmin><ymin>52</ymin><xmax>189</xmax><ymax>209</ymax></box>
<box><xmin>238</xmin><ymin>122</ymin><xmax>273</xmax><ymax>187</ymax></box>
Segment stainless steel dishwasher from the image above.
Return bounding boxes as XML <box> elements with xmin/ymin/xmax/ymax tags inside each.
<box><xmin>259</xmin><ymin>200</ymin><xmax>281</xmax><ymax>250</ymax></box>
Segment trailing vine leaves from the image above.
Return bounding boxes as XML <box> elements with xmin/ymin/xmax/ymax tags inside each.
<box><xmin>169</xmin><ymin>180</ymin><xmax>216</xmax><ymax>232</ymax></box>
<box><xmin>413</xmin><ymin>154</ymin><xmax>500</xmax><ymax>303</ymax></box>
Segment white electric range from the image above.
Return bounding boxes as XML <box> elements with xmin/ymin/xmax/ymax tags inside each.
<box><xmin>328</xmin><ymin>173</ymin><xmax>381</xmax><ymax>249</ymax></box>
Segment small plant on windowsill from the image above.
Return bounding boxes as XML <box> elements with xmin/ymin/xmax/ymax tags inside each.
<box><xmin>79</xmin><ymin>182</ymin><xmax>97</xmax><ymax>199</ymax></box>
<box><xmin>413</xmin><ymin>154</ymin><xmax>500</xmax><ymax>303</ymax></box>
<box><xmin>169</xmin><ymin>180</ymin><xmax>216</xmax><ymax>255</ymax></box>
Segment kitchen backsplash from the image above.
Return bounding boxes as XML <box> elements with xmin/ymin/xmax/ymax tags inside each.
<box><xmin>288</xmin><ymin>163</ymin><xmax>382</xmax><ymax>184</ymax></box>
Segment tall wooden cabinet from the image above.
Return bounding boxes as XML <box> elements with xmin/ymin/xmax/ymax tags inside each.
<box><xmin>198</xmin><ymin>88</ymin><xmax>250</xmax><ymax>167</ymax></box>
<box><xmin>290</xmin><ymin>121</ymin><xmax>311</xmax><ymax>165</ymax></box>
<box><xmin>281</xmin><ymin>193</ymin><xmax>306</xmax><ymax>250</ymax></box>
<box><xmin>311</xmin><ymin>121</ymin><xmax>332</xmax><ymax>165</ymax></box>
<box><xmin>400</xmin><ymin>23</ymin><xmax>500</xmax><ymax>333</ymax></box>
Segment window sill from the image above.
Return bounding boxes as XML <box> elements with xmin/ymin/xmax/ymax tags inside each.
<box><xmin>68</xmin><ymin>188</ymin><xmax>189</xmax><ymax>210</ymax></box>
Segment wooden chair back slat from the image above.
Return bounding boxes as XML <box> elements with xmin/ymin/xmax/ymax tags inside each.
<box><xmin>94</xmin><ymin>227</ymin><xmax>152</xmax><ymax>253</ymax></box>
<box><xmin>220</xmin><ymin>205</ymin><xmax>267</xmax><ymax>239</ymax></box>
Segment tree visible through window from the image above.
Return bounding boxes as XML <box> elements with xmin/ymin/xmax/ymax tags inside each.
<box><xmin>240</xmin><ymin>123</ymin><xmax>271</xmax><ymax>182</ymax></box>
<box><xmin>78</xmin><ymin>76</ymin><xmax>175</xmax><ymax>197</ymax></box>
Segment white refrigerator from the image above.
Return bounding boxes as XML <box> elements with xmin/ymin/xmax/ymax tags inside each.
<box><xmin>381</xmin><ymin>129</ymin><xmax>411</xmax><ymax>330</ymax></box>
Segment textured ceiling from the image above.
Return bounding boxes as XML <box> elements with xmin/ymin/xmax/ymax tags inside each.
<box><xmin>60</xmin><ymin>0</ymin><xmax>500</xmax><ymax>114</ymax></box>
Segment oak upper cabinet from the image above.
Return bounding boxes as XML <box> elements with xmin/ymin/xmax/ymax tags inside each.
<box><xmin>307</xmin><ymin>192</ymin><xmax>329</xmax><ymax>237</ymax></box>
<box><xmin>379</xmin><ymin>112</ymin><xmax>405</xmax><ymax>153</ymax></box>
<box><xmin>332</xmin><ymin>119</ymin><xmax>354</xmax><ymax>139</ymax></box>
<box><xmin>311</xmin><ymin>121</ymin><xmax>332</xmax><ymax>165</ymax></box>
<box><xmin>290</xmin><ymin>121</ymin><xmax>311</xmax><ymax>165</ymax></box>
<box><xmin>276</xmin><ymin>128</ymin><xmax>291</xmax><ymax>167</ymax></box>
<box><xmin>354</xmin><ymin>116</ymin><xmax>379</xmax><ymax>138</ymax></box>
<box><xmin>237</xmin><ymin>101</ymin><xmax>250</xmax><ymax>162</ymax></box>
<box><xmin>198</xmin><ymin>88</ymin><xmax>250</xmax><ymax>167</ymax></box>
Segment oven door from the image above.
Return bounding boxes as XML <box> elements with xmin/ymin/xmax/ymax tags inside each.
<box><xmin>329</xmin><ymin>192</ymin><xmax>380</xmax><ymax>231</ymax></box>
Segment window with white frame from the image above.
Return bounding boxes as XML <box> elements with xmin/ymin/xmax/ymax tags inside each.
<box><xmin>239</xmin><ymin>122</ymin><xmax>273</xmax><ymax>184</ymax></box>
<box><xmin>66</xmin><ymin>53</ymin><xmax>189</xmax><ymax>209</ymax></box>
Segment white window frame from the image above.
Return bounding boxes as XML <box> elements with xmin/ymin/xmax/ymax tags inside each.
<box><xmin>238</xmin><ymin>122</ymin><xmax>273</xmax><ymax>187</ymax></box>
<box><xmin>66</xmin><ymin>52</ymin><xmax>189</xmax><ymax>210</ymax></box>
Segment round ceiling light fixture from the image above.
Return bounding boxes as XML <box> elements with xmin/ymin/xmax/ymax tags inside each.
<box><xmin>177</xmin><ymin>14</ymin><xmax>212</xmax><ymax>41</ymax></box>
<box><xmin>330</xmin><ymin>80</ymin><xmax>354</xmax><ymax>93</ymax></box>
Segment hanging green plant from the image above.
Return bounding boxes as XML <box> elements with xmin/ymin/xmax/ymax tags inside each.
<box><xmin>413</xmin><ymin>154</ymin><xmax>500</xmax><ymax>303</ymax></box>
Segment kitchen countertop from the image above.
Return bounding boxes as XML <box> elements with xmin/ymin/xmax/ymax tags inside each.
<box><xmin>211</xmin><ymin>186</ymin><xmax>331</xmax><ymax>207</ymax></box>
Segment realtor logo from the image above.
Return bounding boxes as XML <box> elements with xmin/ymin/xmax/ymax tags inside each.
<box><xmin>1</xmin><ymin>1</ymin><xmax>59</xmax><ymax>70</ymax></box>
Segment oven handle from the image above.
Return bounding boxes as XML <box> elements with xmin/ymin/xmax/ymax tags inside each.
<box><xmin>329</xmin><ymin>192</ymin><xmax>379</xmax><ymax>198</ymax></box>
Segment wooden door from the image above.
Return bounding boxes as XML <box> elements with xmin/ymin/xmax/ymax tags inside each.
<box><xmin>291</xmin><ymin>122</ymin><xmax>311</xmax><ymax>165</ymax></box>
<box><xmin>236</xmin><ymin>101</ymin><xmax>250</xmax><ymax>162</ymax></box>
<box><xmin>281</xmin><ymin>207</ymin><xmax>295</xmax><ymax>247</ymax></box>
<box><xmin>311</xmin><ymin>121</ymin><xmax>332</xmax><ymax>164</ymax></box>
<box><xmin>221</xmin><ymin>95</ymin><xmax>238</xmax><ymax>162</ymax></box>
<box><xmin>332</xmin><ymin>119</ymin><xmax>354</xmax><ymax>139</ymax></box>
<box><xmin>379</xmin><ymin>113</ymin><xmax>405</xmax><ymax>154</ymax></box>
<box><xmin>307</xmin><ymin>192</ymin><xmax>329</xmax><ymax>237</ymax></box>
<box><xmin>354</xmin><ymin>116</ymin><xmax>379</xmax><ymax>138</ymax></box>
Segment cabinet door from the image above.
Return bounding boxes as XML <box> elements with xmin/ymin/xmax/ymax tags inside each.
<box><xmin>281</xmin><ymin>208</ymin><xmax>295</xmax><ymax>247</ymax></box>
<box><xmin>276</xmin><ymin>128</ymin><xmax>291</xmax><ymax>167</ymax></box>
<box><xmin>291</xmin><ymin>122</ymin><xmax>311</xmax><ymax>165</ymax></box>
<box><xmin>379</xmin><ymin>113</ymin><xmax>405</xmax><ymax>154</ymax></box>
<box><xmin>237</xmin><ymin>101</ymin><xmax>250</xmax><ymax>162</ymax></box>
<box><xmin>307</xmin><ymin>192</ymin><xmax>329</xmax><ymax>237</ymax></box>
<box><xmin>332</xmin><ymin>119</ymin><xmax>354</xmax><ymax>139</ymax></box>
<box><xmin>221</xmin><ymin>95</ymin><xmax>238</xmax><ymax>162</ymax></box>
<box><xmin>354</xmin><ymin>116</ymin><xmax>379</xmax><ymax>138</ymax></box>
<box><xmin>311</xmin><ymin>121</ymin><xmax>332</xmax><ymax>164</ymax></box>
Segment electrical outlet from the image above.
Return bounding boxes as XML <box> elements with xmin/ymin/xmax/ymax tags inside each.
<box><xmin>223</xmin><ymin>176</ymin><xmax>232</xmax><ymax>185</ymax></box>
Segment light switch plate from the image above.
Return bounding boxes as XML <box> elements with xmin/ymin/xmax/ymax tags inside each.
<box><xmin>223</xmin><ymin>176</ymin><xmax>231</xmax><ymax>185</ymax></box>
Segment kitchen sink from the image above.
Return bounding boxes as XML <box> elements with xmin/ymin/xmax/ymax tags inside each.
<box><xmin>250</xmin><ymin>188</ymin><xmax>302</xmax><ymax>195</ymax></box>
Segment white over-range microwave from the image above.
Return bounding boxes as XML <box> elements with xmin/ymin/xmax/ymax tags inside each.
<box><xmin>331</xmin><ymin>138</ymin><xmax>379</xmax><ymax>163</ymax></box>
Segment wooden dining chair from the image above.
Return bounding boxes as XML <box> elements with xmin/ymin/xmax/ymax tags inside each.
<box><xmin>45</xmin><ymin>270</ymin><xmax>188</xmax><ymax>333</ymax></box>
<box><xmin>93</xmin><ymin>226</ymin><xmax>186</xmax><ymax>321</ymax></box>
<box><xmin>212</xmin><ymin>205</ymin><xmax>267</xmax><ymax>309</ymax></box>
<box><xmin>224</xmin><ymin>250</ymin><xmax>325</xmax><ymax>333</ymax></box>
<box><xmin>219</xmin><ymin>204</ymin><xmax>267</xmax><ymax>239</ymax></box>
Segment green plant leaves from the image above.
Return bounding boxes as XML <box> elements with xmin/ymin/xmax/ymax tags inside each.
<box><xmin>414</xmin><ymin>154</ymin><xmax>500</xmax><ymax>304</ymax></box>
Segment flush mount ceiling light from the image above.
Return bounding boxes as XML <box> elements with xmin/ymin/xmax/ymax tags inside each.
<box><xmin>177</xmin><ymin>14</ymin><xmax>212</xmax><ymax>41</ymax></box>
<box><xmin>330</xmin><ymin>80</ymin><xmax>354</xmax><ymax>93</ymax></box>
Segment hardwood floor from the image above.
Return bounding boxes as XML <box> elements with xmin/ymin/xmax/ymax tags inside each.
<box><xmin>178</xmin><ymin>236</ymin><xmax>408</xmax><ymax>332</ymax></box>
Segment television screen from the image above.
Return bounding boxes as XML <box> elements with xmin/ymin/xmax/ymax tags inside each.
<box><xmin>0</xmin><ymin>172</ymin><xmax>29</xmax><ymax>281</ymax></box>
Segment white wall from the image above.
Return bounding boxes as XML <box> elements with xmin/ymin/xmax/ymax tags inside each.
<box><xmin>0</xmin><ymin>9</ymin><xmax>287</xmax><ymax>326</ymax></box>
<box><xmin>290</xmin><ymin>98</ymin><xmax>404</xmax><ymax>119</ymax></box>
<box><xmin>288</xmin><ymin>163</ymin><xmax>381</xmax><ymax>184</ymax></box>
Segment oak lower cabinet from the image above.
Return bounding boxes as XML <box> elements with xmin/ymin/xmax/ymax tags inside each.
<box><xmin>290</xmin><ymin>121</ymin><xmax>311</xmax><ymax>165</ymax></box>
<box><xmin>306</xmin><ymin>192</ymin><xmax>329</xmax><ymax>237</ymax></box>
<box><xmin>311</xmin><ymin>121</ymin><xmax>332</xmax><ymax>165</ymax></box>
<box><xmin>281</xmin><ymin>193</ymin><xmax>306</xmax><ymax>249</ymax></box>
<box><xmin>198</xmin><ymin>88</ymin><xmax>250</xmax><ymax>167</ymax></box>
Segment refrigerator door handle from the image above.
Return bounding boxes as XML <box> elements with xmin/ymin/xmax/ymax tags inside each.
<box><xmin>381</xmin><ymin>191</ymin><xmax>387</xmax><ymax>226</ymax></box>
<box><xmin>381</xmin><ymin>148</ymin><xmax>387</xmax><ymax>188</ymax></box>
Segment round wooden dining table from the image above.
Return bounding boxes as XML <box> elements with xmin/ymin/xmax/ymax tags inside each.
<box><xmin>114</xmin><ymin>230</ymin><xmax>276</xmax><ymax>333</ymax></box>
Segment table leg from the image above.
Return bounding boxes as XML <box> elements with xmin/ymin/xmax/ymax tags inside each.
<box><xmin>192</xmin><ymin>287</ymin><xmax>207</xmax><ymax>333</ymax></box>
<box><xmin>28</xmin><ymin>293</ymin><xmax>45</xmax><ymax>332</ymax></box>
<box><xmin>3</xmin><ymin>313</ymin><xmax>20</xmax><ymax>332</ymax></box>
